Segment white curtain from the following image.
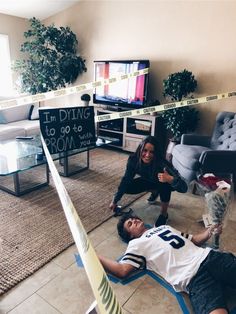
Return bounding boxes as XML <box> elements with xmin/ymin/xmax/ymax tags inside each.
<box><xmin>0</xmin><ymin>34</ymin><xmax>13</xmax><ymax>98</ymax></box>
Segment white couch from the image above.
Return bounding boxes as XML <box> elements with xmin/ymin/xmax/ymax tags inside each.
<box><xmin>0</xmin><ymin>103</ymin><xmax>40</xmax><ymax>141</ymax></box>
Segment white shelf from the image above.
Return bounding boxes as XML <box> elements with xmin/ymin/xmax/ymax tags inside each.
<box><xmin>125</xmin><ymin>132</ymin><xmax>148</xmax><ymax>139</ymax></box>
<box><xmin>95</xmin><ymin>107</ymin><xmax>159</xmax><ymax>152</ymax></box>
<box><xmin>98</xmin><ymin>128</ymin><xmax>123</xmax><ymax>134</ymax></box>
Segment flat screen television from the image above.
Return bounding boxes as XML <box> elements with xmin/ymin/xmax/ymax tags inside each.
<box><xmin>93</xmin><ymin>60</ymin><xmax>150</xmax><ymax>110</ymax></box>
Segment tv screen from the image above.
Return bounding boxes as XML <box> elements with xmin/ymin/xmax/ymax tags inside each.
<box><xmin>93</xmin><ymin>60</ymin><xmax>150</xmax><ymax>110</ymax></box>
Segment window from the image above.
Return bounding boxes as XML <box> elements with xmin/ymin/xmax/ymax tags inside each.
<box><xmin>0</xmin><ymin>34</ymin><xmax>13</xmax><ymax>98</ymax></box>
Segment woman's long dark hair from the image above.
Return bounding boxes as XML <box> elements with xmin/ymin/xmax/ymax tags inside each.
<box><xmin>133</xmin><ymin>135</ymin><xmax>163</xmax><ymax>172</ymax></box>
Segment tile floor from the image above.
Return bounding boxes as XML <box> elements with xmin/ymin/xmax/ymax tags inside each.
<box><xmin>0</xmin><ymin>191</ymin><xmax>236</xmax><ymax>314</ymax></box>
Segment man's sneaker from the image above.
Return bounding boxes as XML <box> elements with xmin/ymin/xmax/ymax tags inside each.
<box><xmin>155</xmin><ymin>214</ymin><xmax>169</xmax><ymax>227</ymax></box>
<box><xmin>147</xmin><ymin>192</ymin><xmax>159</xmax><ymax>204</ymax></box>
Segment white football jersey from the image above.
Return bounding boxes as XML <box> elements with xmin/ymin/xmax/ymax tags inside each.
<box><xmin>120</xmin><ymin>225</ymin><xmax>211</xmax><ymax>292</ymax></box>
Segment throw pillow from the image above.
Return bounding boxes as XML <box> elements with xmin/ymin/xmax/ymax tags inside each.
<box><xmin>28</xmin><ymin>104</ymin><xmax>39</xmax><ymax>120</ymax></box>
<box><xmin>0</xmin><ymin>112</ymin><xmax>7</xmax><ymax>124</ymax></box>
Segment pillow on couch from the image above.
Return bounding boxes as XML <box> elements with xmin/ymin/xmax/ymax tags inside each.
<box><xmin>0</xmin><ymin>113</ymin><xmax>7</xmax><ymax>123</ymax></box>
<box><xmin>28</xmin><ymin>104</ymin><xmax>39</xmax><ymax>120</ymax></box>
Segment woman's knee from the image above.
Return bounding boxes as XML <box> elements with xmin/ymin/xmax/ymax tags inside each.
<box><xmin>159</xmin><ymin>186</ymin><xmax>172</xmax><ymax>202</ymax></box>
<box><xmin>125</xmin><ymin>179</ymin><xmax>149</xmax><ymax>194</ymax></box>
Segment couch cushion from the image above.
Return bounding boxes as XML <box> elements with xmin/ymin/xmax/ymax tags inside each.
<box><xmin>9</xmin><ymin>120</ymin><xmax>40</xmax><ymax>136</ymax></box>
<box><xmin>0</xmin><ymin>125</ymin><xmax>25</xmax><ymax>141</ymax></box>
<box><xmin>0</xmin><ymin>103</ymin><xmax>33</xmax><ymax>123</ymax></box>
<box><xmin>172</xmin><ymin>157</ymin><xmax>197</xmax><ymax>183</ymax></box>
<box><xmin>172</xmin><ymin>144</ymin><xmax>211</xmax><ymax>171</ymax></box>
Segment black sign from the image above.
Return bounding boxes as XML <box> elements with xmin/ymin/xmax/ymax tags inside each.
<box><xmin>39</xmin><ymin>106</ymin><xmax>96</xmax><ymax>154</ymax></box>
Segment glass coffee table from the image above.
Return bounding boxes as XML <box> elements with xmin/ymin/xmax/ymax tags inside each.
<box><xmin>0</xmin><ymin>137</ymin><xmax>49</xmax><ymax>196</ymax></box>
<box><xmin>0</xmin><ymin>135</ymin><xmax>116</xmax><ymax>196</ymax></box>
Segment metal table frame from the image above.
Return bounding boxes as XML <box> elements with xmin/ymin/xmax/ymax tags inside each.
<box><xmin>0</xmin><ymin>164</ymin><xmax>49</xmax><ymax>196</ymax></box>
<box><xmin>0</xmin><ymin>136</ymin><xmax>116</xmax><ymax>196</ymax></box>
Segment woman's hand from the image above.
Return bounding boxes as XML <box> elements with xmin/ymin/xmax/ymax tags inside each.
<box><xmin>158</xmin><ymin>168</ymin><xmax>174</xmax><ymax>184</ymax></box>
<box><xmin>109</xmin><ymin>202</ymin><xmax>117</xmax><ymax>211</ymax></box>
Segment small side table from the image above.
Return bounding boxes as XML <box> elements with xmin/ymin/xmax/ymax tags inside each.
<box><xmin>190</xmin><ymin>173</ymin><xmax>233</xmax><ymax>249</ymax></box>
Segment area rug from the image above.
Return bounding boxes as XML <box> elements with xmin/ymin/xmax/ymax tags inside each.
<box><xmin>0</xmin><ymin>148</ymin><xmax>144</xmax><ymax>295</ymax></box>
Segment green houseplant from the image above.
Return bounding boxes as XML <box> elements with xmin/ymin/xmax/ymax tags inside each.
<box><xmin>13</xmin><ymin>17</ymin><xmax>87</xmax><ymax>95</ymax></box>
<box><xmin>161</xmin><ymin>69</ymin><xmax>199</xmax><ymax>142</ymax></box>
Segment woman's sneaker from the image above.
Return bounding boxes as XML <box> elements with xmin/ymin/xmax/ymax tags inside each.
<box><xmin>113</xmin><ymin>206</ymin><xmax>133</xmax><ymax>217</ymax></box>
<box><xmin>155</xmin><ymin>214</ymin><xmax>169</xmax><ymax>227</ymax></box>
<box><xmin>147</xmin><ymin>192</ymin><xmax>159</xmax><ymax>204</ymax></box>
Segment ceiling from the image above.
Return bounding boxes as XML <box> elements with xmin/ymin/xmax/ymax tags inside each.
<box><xmin>0</xmin><ymin>0</ymin><xmax>81</xmax><ymax>20</ymax></box>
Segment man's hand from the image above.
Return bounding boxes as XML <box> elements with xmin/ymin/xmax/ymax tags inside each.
<box><xmin>209</xmin><ymin>223</ymin><xmax>223</xmax><ymax>235</ymax></box>
<box><xmin>192</xmin><ymin>224</ymin><xmax>223</xmax><ymax>246</ymax></box>
<box><xmin>109</xmin><ymin>202</ymin><xmax>117</xmax><ymax>211</ymax></box>
<box><xmin>158</xmin><ymin>168</ymin><xmax>174</xmax><ymax>184</ymax></box>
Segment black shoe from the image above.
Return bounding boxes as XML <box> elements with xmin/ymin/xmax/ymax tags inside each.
<box><xmin>155</xmin><ymin>214</ymin><xmax>169</xmax><ymax>227</ymax></box>
<box><xmin>113</xmin><ymin>206</ymin><xmax>133</xmax><ymax>217</ymax></box>
<box><xmin>147</xmin><ymin>192</ymin><xmax>159</xmax><ymax>204</ymax></box>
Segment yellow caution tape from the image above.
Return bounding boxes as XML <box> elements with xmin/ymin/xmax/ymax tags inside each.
<box><xmin>95</xmin><ymin>91</ymin><xmax>236</xmax><ymax>123</ymax></box>
<box><xmin>1</xmin><ymin>66</ymin><xmax>235</xmax><ymax>124</ymax></box>
<box><xmin>0</xmin><ymin>66</ymin><xmax>235</xmax><ymax>125</ymax></box>
<box><xmin>0</xmin><ymin>68</ymin><xmax>149</xmax><ymax>108</ymax></box>
<box><xmin>41</xmin><ymin>135</ymin><xmax>123</xmax><ymax>314</ymax></box>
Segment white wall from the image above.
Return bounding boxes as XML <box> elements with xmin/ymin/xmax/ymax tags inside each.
<box><xmin>0</xmin><ymin>13</ymin><xmax>27</xmax><ymax>60</ymax></box>
<box><xmin>0</xmin><ymin>13</ymin><xmax>28</xmax><ymax>94</ymax></box>
<box><xmin>45</xmin><ymin>0</ymin><xmax>236</xmax><ymax>134</ymax></box>
<box><xmin>1</xmin><ymin>1</ymin><xmax>236</xmax><ymax>134</ymax></box>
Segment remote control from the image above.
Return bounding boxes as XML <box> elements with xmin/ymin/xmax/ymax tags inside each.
<box><xmin>16</xmin><ymin>136</ymin><xmax>34</xmax><ymax>140</ymax></box>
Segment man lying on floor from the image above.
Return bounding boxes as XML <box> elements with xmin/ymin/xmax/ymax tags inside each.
<box><xmin>99</xmin><ymin>213</ymin><xmax>236</xmax><ymax>314</ymax></box>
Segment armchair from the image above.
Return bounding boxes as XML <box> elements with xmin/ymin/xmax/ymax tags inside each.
<box><xmin>172</xmin><ymin>111</ymin><xmax>236</xmax><ymax>184</ymax></box>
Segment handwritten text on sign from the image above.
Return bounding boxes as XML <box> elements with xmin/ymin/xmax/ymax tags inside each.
<box><xmin>39</xmin><ymin>106</ymin><xmax>96</xmax><ymax>154</ymax></box>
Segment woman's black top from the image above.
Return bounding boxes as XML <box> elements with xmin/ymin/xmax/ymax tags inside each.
<box><xmin>113</xmin><ymin>154</ymin><xmax>188</xmax><ymax>204</ymax></box>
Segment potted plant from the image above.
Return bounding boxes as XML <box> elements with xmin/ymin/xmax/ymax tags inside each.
<box><xmin>13</xmin><ymin>17</ymin><xmax>87</xmax><ymax>95</ymax></box>
<box><xmin>161</xmin><ymin>69</ymin><xmax>199</xmax><ymax>161</ymax></box>
<box><xmin>80</xmin><ymin>93</ymin><xmax>91</xmax><ymax>106</ymax></box>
